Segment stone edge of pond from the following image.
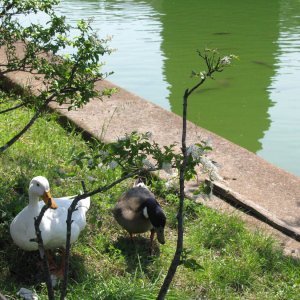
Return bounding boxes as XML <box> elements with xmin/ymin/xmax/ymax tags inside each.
<box><xmin>1</xmin><ymin>60</ymin><xmax>300</xmax><ymax>245</ymax></box>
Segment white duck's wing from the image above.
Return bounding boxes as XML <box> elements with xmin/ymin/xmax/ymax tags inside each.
<box><xmin>38</xmin><ymin>196</ymin><xmax>90</xmax><ymax>249</ymax></box>
<box><xmin>10</xmin><ymin>207</ymin><xmax>38</xmax><ymax>251</ymax></box>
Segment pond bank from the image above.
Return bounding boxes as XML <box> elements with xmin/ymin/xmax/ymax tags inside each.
<box><xmin>1</xmin><ymin>45</ymin><xmax>300</xmax><ymax>256</ymax></box>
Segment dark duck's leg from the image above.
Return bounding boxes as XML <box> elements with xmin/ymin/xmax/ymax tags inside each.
<box><xmin>149</xmin><ymin>229</ymin><xmax>155</xmax><ymax>255</ymax></box>
<box><xmin>45</xmin><ymin>249</ymin><xmax>65</xmax><ymax>279</ymax></box>
<box><xmin>45</xmin><ymin>250</ymin><xmax>58</xmax><ymax>272</ymax></box>
<box><xmin>54</xmin><ymin>248</ymin><xmax>66</xmax><ymax>279</ymax></box>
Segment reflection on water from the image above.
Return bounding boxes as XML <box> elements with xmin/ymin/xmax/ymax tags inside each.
<box><xmin>19</xmin><ymin>0</ymin><xmax>300</xmax><ymax>176</ymax></box>
<box><xmin>257</xmin><ymin>0</ymin><xmax>300</xmax><ymax>176</ymax></box>
<box><xmin>157</xmin><ymin>0</ymin><xmax>277</xmax><ymax>154</ymax></box>
<box><xmin>58</xmin><ymin>0</ymin><xmax>171</xmax><ymax>110</ymax></box>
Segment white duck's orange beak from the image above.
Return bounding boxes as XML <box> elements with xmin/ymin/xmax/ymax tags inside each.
<box><xmin>42</xmin><ymin>191</ymin><xmax>58</xmax><ymax>209</ymax></box>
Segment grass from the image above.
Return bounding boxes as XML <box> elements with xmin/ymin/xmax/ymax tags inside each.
<box><xmin>0</xmin><ymin>91</ymin><xmax>300</xmax><ymax>299</ymax></box>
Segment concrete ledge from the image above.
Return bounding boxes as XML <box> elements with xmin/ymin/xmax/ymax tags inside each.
<box><xmin>210</xmin><ymin>181</ymin><xmax>300</xmax><ymax>242</ymax></box>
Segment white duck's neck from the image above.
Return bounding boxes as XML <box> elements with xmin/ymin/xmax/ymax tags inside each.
<box><xmin>28</xmin><ymin>192</ymin><xmax>41</xmax><ymax>215</ymax></box>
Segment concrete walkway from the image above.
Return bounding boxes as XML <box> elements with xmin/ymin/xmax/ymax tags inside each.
<box><xmin>1</xmin><ymin>48</ymin><xmax>300</xmax><ymax>256</ymax></box>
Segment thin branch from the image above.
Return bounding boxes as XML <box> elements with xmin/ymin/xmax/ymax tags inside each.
<box><xmin>0</xmin><ymin>102</ymin><xmax>25</xmax><ymax>114</ymax></box>
<box><xmin>0</xmin><ymin>96</ymin><xmax>54</xmax><ymax>153</ymax></box>
<box><xmin>0</xmin><ymin>63</ymin><xmax>43</xmax><ymax>76</ymax></box>
<box><xmin>67</xmin><ymin>57</ymin><xmax>81</xmax><ymax>87</ymax></box>
<box><xmin>157</xmin><ymin>88</ymin><xmax>189</xmax><ymax>300</ymax></box>
<box><xmin>157</xmin><ymin>51</ymin><xmax>223</xmax><ymax>298</ymax></box>
<box><xmin>186</xmin><ymin>78</ymin><xmax>206</xmax><ymax>97</ymax></box>
<box><xmin>21</xmin><ymin>50</ymin><xmax>226</xmax><ymax>300</ymax></box>
<box><xmin>186</xmin><ymin>66</ymin><xmax>215</xmax><ymax>97</ymax></box>
<box><xmin>81</xmin><ymin>180</ymin><xmax>87</xmax><ymax>193</ymax></box>
<box><xmin>0</xmin><ymin>69</ymin><xmax>16</xmax><ymax>75</ymax></box>
<box><xmin>33</xmin><ymin>204</ymin><xmax>55</xmax><ymax>300</ymax></box>
<box><xmin>0</xmin><ymin>107</ymin><xmax>42</xmax><ymax>153</ymax></box>
<box><xmin>60</xmin><ymin>167</ymin><xmax>157</xmax><ymax>299</ymax></box>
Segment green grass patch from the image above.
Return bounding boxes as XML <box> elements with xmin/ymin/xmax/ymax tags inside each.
<box><xmin>0</xmin><ymin>91</ymin><xmax>300</xmax><ymax>299</ymax></box>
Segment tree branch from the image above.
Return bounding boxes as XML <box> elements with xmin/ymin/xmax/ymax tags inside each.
<box><xmin>0</xmin><ymin>102</ymin><xmax>25</xmax><ymax>114</ymax></box>
<box><xmin>157</xmin><ymin>50</ymin><xmax>224</xmax><ymax>298</ymax></box>
<box><xmin>33</xmin><ymin>204</ymin><xmax>55</xmax><ymax>300</ymax></box>
<box><xmin>157</xmin><ymin>88</ymin><xmax>189</xmax><ymax>300</ymax></box>
<box><xmin>60</xmin><ymin>167</ymin><xmax>157</xmax><ymax>299</ymax></box>
<box><xmin>0</xmin><ymin>96</ymin><xmax>54</xmax><ymax>153</ymax></box>
<box><xmin>186</xmin><ymin>78</ymin><xmax>205</xmax><ymax>97</ymax></box>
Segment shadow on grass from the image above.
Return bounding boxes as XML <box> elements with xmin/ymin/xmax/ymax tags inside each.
<box><xmin>113</xmin><ymin>236</ymin><xmax>161</xmax><ymax>275</ymax></box>
<box><xmin>3</xmin><ymin>247</ymin><xmax>88</xmax><ymax>288</ymax></box>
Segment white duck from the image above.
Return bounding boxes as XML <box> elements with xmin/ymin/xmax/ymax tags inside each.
<box><xmin>10</xmin><ymin>176</ymin><xmax>90</xmax><ymax>251</ymax></box>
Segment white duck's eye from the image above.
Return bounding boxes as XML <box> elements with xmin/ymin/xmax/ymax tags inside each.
<box><xmin>36</xmin><ymin>183</ymin><xmax>40</xmax><ymax>187</ymax></box>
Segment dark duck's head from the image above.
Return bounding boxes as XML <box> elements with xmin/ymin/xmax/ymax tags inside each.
<box><xmin>143</xmin><ymin>198</ymin><xmax>166</xmax><ymax>244</ymax></box>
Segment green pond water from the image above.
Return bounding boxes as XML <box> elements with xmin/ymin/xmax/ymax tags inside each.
<box><xmin>30</xmin><ymin>0</ymin><xmax>300</xmax><ymax>176</ymax></box>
